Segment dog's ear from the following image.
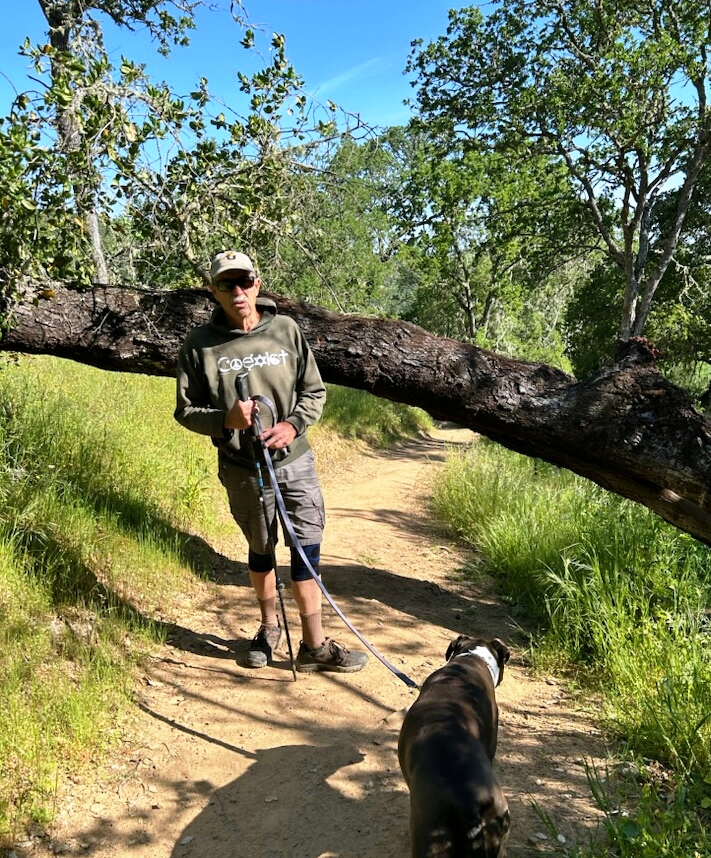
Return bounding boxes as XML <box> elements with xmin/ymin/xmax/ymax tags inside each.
<box><xmin>445</xmin><ymin>635</ymin><xmax>466</xmax><ymax>661</ymax></box>
<box><xmin>489</xmin><ymin>638</ymin><xmax>511</xmax><ymax>667</ymax></box>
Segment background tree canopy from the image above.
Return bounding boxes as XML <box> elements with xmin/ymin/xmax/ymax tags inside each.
<box><xmin>407</xmin><ymin>0</ymin><xmax>711</xmax><ymax>381</ymax></box>
<box><xmin>2</xmin><ymin>0</ymin><xmax>711</xmax><ymax>397</ymax></box>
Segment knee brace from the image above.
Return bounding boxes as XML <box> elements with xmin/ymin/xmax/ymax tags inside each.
<box><xmin>290</xmin><ymin>543</ymin><xmax>320</xmax><ymax>582</ymax></box>
<box><xmin>248</xmin><ymin>549</ymin><xmax>273</xmax><ymax>573</ymax></box>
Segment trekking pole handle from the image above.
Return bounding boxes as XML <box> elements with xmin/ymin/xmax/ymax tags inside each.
<box><xmin>236</xmin><ymin>373</ymin><xmax>250</xmax><ymax>403</ymax></box>
<box><xmin>236</xmin><ymin>374</ymin><xmax>264</xmax><ymax>440</ymax></box>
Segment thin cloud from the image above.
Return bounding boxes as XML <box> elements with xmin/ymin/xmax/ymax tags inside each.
<box><xmin>311</xmin><ymin>57</ymin><xmax>385</xmax><ymax>96</ymax></box>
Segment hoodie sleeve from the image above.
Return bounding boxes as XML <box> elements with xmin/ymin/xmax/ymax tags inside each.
<box><xmin>174</xmin><ymin>340</ymin><xmax>230</xmax><ymax>438</ymax></box>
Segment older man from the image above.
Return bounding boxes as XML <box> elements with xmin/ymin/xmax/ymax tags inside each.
<box><xmin>175</xmin><ymin>250</ymin><xmax>367</xmax><ymax>673</ymax></box>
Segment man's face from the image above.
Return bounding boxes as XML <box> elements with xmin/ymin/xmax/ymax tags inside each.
<box><xmin>210</xmin><ymin>270</ymin><xmax>261</xmax><ymax>329</ymax></box>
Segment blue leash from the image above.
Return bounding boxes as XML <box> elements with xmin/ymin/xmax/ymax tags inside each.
<box><xmin>236</xmin><ymin>376</ymin><xmax>418</xmax><ymax>689</ymax></box>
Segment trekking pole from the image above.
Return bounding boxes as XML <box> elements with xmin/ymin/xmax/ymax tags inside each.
<box><xmin>236</xmin><ymin>383</ymin><xmax>419</xmax><ymax>690</ymax></box>
<box><xmin>236</xmin><ymin>374</ymin><xmax>297</xmax><ymax>681</ymax></box>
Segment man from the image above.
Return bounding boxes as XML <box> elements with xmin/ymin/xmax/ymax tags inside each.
<box><xmin>175</xmin><ymin>250</ymin><xmax>368</xmax><ymax>674</ymax></box>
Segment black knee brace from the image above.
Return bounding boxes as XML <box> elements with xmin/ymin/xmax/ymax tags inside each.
<box><xmin>248</xmin><ymin>549</ymin><xmax>273</xmax><ymax>573</ymax></box>
<box><xmin>290</xmin><ymin>544</ymin><xmax>320</xmax><ymax>582</ymax></box>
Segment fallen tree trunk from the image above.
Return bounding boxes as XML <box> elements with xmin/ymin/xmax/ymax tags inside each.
<box><xmin>3</xmin><ymin>281</ymin><xmax>711</xmax><ymax>544</ymax></box>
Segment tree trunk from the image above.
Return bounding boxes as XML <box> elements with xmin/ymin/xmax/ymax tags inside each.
<box><xmin>3</xmin><ymin>281</ymin><xmax>711</xmax><ymax>545</ymax></box>
<box><xmin>39</xmin><ymin>0</ymin><xmax>110</xmax><ymax>285</ymax></box>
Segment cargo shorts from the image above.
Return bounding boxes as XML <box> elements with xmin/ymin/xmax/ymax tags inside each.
<box><xmin>218</xmin><ymin>448</ymin><xmax>325</xmax><ymax>553</ymax></box>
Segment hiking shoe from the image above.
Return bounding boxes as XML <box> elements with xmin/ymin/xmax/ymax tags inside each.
<box><xmin>245</xmin><ymin>625</ymin><xmax>282</xmax><ymax>668</ymax></box>
<box><xmin>296</xmin><ymin>638</ymin><xmax>368</xmax><ymax>673</ymax></box>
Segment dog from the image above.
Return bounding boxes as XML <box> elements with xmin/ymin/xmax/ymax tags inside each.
<box><xmin>398</xmin><ymin>635</ymin><xmax>511</xmax><ymax>858</ymax></box>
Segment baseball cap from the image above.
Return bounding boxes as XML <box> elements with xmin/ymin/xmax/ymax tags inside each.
<box><xmin>210</xmin><ymin>250</ymin><xmax>256</xmax><ymax>281</ymax></box>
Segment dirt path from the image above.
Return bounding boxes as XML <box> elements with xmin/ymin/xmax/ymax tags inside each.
<box><xmin>28</xmin><ymin>427</ymin><xmax>609</xmax><ymax>858</ymax></box>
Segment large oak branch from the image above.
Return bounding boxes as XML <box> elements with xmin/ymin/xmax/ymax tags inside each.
<box><xmin>3</xmin><ymin>282</ymin><xmax>711</xmax><ymax>544</ymax></box>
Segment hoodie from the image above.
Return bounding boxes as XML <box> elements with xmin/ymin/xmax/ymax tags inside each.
<box><xmin>175</xmin><ymin>297</ymin><xmax>326</xmax><ymax>468</ymax></box>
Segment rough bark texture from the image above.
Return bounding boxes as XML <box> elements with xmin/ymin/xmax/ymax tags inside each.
<box><xmin>3</xmin><ymin>281</ymin><xmax>711</xmax><ymax>544</ymax></box>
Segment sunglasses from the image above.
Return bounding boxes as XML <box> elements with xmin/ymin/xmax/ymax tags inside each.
<box><xmin>214</xmin><ymin>275</ymin><xmax>257</xmax><ymax>292</ymax></box>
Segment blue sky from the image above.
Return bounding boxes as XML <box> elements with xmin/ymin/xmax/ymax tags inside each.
<box><xmin>0</xmin><ymin>1</ymin><xmax>455</xmax><ymax>129</ymax></box>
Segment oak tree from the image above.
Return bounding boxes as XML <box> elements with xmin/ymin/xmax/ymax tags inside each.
<box><xmin>408</xmin><ymin>0</ymin><xmax>711</xmax><ymax>343</ymax></box>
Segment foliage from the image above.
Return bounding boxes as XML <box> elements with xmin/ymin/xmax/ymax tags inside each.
<box><xmin>564</xmin><ymin>261</ymin><xmax>621</xmax><ymax>377</ymax></box>
<box><xmin>0</xmin><ymin>0</ymin><xmax>595</xmax><ymax>373</ymax></box>
<box><xmin>0</xmin><ymin>98</ymin><xmax>84</xmax><ymax>288</ymax></box>
<box><xmin>392</xmin><ymin>135</ymin><xmax>522</xmax><ymax>343</ymax></box>
<box><xmin>319</xmin><ymin>384</ymin><xmax>432</xmax><ymax>447</ymax></box>
<box><xmin>408</xmin><ymin>0</ymin><xmax>711</xmax><ymax>343</ymax></box>
<box><xmin>5</xmin><ymin>0</ymin><xmax>711</xmax><ymax>388</ymax></box>
<box><xmin>257</xmin><ymin>133</ymin><xmax>405</xmax><ymax>313</ymax></box>
<box><xmin>565</xmin><ymin>247</ymin><xmax>711</xmax><ymax>391</ymax></box>
<box><xmin>640</xmin><ymin>162</ymin><xmax>711</xmax><ymax>392</ymax></box>
<box><xmin>565</xmin><ymin>154</ymin><xmax>711</xmax><ymax>384</ymax></box>
<box><xmin>360</xmin><ymin>125</ymin><xmax>580</xmax><ymax>366</ymax></box>
<box><xmin>0</xmin><ymin>550</ymin><xmax>133</xmax><ymax>842</ymax></box>
<box><xmin>0</xmin><ymin>355</ymin><xmax>215</xmax><ymax>841</ymax></box>
<box><xmin>0</xmin><ymin>1</ymin><xmax>356</xmax><ymax>293</ymax></box>
<box><xmin>40</xmin><ymin>0</ymin><xmax>203</xmax><ymax>56</ymax></box>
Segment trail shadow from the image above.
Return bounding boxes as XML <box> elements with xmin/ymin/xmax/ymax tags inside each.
<box><xmin>161</xmin><ymin>622</ymin><xmax>244</xmax><ymax>659</ymax></box>
<box><xmin>36</xmin><ymin>541</ymin><xmax>249</xmax><ymax>661</ymax></box>
<box><xmin>59</xmin><ymin>706</ymin><xmax>602</xmax><ymax>858</ymax></box>
<box><xmin>137</xmin><ymin>702</ymin><xmax>258</xmax><ymax>759</ymax></box>
<box><xmin>180</xmin><ymin>533</ymin><xmax>250</xmax><ymax>586</ymax></box>
<box><xmin>318</xmin><ymin>559</ymin><xmax>522</xmax><ymax>646</ymax></box>
<box><xmin>327</xmin><ymin>502</ymin><xmax>452</xmax><ymax>543</ymax></box>
<box><xmin>166</xmin><ymin>743</ymin><xmax>409</xmax><ymax>858</ymax></box>
<box><xmin>495</xmin><ymin>705</ymin><xmax>607</xmax><ymax>856</ymax></box>
<box><xmin>365</xmin><ymin>426</ymin><xmax>475</xmax><ymax>461</ymax></box>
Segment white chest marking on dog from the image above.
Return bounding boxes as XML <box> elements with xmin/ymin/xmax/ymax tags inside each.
<box><xmin>455</xmin><ymin>646</ymin><xmax>500</xmax><ymax>686</ymax></box>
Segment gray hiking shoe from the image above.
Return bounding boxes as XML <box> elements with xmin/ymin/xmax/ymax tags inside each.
<box><xmin>296</xmin><ymin>638</ymin><xmax>368</xmax><ymax>673</ymax></box>
<box><xmin>245</xmin><ymin>625</ymin><xmax>282</xmax><ymax>668</ymax></box>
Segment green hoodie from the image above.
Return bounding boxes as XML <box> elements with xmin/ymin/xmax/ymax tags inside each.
<box><xmin>175</xmin><ymin>297</ymin><xmax>326</xmax><ymax>468</ymax></box>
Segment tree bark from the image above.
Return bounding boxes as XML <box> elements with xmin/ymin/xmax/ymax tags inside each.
<box><xmin>3</xmin><ymin>281</ymin><xmax>711</xmax><ymax>545</ymax></box>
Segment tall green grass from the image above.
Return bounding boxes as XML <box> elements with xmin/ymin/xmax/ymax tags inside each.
<box><xmin>432</xmin><ymin>439</ymin><xmax>711</xmax><ymax>854</ymax></box>
<box><xmin>319</xmin><ymin>384</ymin><xmax>431</xmax><ymax>446</ymax></box>
<box><xmin>0</xmin><ymin>355</ymin><xmax>222</xmax><ymax>842</ymax></box>
<box><xmin>0</xmin><ymin>355</ymin><xmax>429</xmax><ymax>843</ymax></box>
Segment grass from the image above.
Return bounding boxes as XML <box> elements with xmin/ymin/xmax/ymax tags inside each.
<box><xmin>8</xmin><ymin>350</ymin><xmax>711</xmax><ymax>855</ymax></box>
<box><xmin>319</xmin><ymin>384</ymin><xmax>431</xmax><ymax>446</ymax></box>
<box><xmin>432</xmin><ymin>438</ymin><xmax>711</xmax><ymax>855</ymax></box>
<box><xmin>0</xmin><ymin>354</ymin><xmax>430</xmax><ymax>844</ymax></box>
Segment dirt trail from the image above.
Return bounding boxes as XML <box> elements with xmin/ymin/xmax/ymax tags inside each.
<box><xmin>26</xmin><ymin>427</ymin><xmax>609</xmax><ymax>858</ymax></box>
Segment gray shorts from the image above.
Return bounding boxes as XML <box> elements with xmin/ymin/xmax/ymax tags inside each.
<box><xmin>218</xmin><ymin>449</ymin><xmax>325</xmax><ymax>553</ymax></box>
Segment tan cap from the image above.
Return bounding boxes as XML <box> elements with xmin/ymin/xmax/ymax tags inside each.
<box><xmin>210</xmin><ymin>250</ymin><xmax>256</xmax><ymax>281</ymax></box>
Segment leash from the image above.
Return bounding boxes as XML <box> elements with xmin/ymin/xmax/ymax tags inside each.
<box><xmin>236</xmin><ymin>376</ymin><xmax>418</xmax><ymax>689</ymax></box>
<box><xmin>236</xmin><ymin>377</ymin><xmax>297</xmax><ymax>681</ymax></box>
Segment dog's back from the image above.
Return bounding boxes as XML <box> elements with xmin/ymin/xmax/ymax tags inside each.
<box><xmin>398</xmin><ymin>637</ymin><xmax>510</xmax><ymax>858</ymax></box>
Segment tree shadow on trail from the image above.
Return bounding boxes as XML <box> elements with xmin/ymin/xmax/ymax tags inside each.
<box><xmin>160</xmin><ymin>622</ymin><xmax>245</xmax><ymax>660</ymax></box>
<box><xmin>179</xmin><ymin>533</ymin><xmax>252</xmax><ymax>586</ymax></box>
<box><xmin>36</xmin><ymin>540</ymin><xmax>250</xmax><ymax>662</ymax></box>
<box><xmin>168</xmin><ymin>743</ymin><xmax>409</xmax><ymax>858</ymax></box>
<box><xmin>318</xmin><ymin>559</ymin><xmax>522</xmax><ymax>647</ymax></box>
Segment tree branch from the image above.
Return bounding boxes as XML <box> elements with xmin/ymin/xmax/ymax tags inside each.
<box><xmin>3</xmin><ymin>282</ymin><xmax>711</xmax><ymax>544</ymax></box>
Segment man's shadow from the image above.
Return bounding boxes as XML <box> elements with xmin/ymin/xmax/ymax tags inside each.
<box><xmin>169</xmin><ymin>743</ymin><xmax>409</xmax><ymax>858</ymax></box>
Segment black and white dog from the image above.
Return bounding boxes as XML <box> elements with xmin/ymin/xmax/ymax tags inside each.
<box><xmin>398</xmin><ymin>635</ymin><xmax>511</xmax><ymax>858</ymax></box>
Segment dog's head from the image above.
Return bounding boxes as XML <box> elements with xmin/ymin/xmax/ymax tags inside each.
<box><xmin>445</xmin><ymin>635</ymin><xmax>511</xmax><ymax>686</ymax></box>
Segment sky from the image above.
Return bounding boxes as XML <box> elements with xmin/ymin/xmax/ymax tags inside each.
<box><xmin>0</xmin><ymin>1</ymin><xmax>456</xmax><ymax>130</ymax></box>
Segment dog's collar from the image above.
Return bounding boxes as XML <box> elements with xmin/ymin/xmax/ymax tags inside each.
<box><xmin>454</xmin><ymin>646</ymin><xmax>500</xmax><ymax>686</ymax></box>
